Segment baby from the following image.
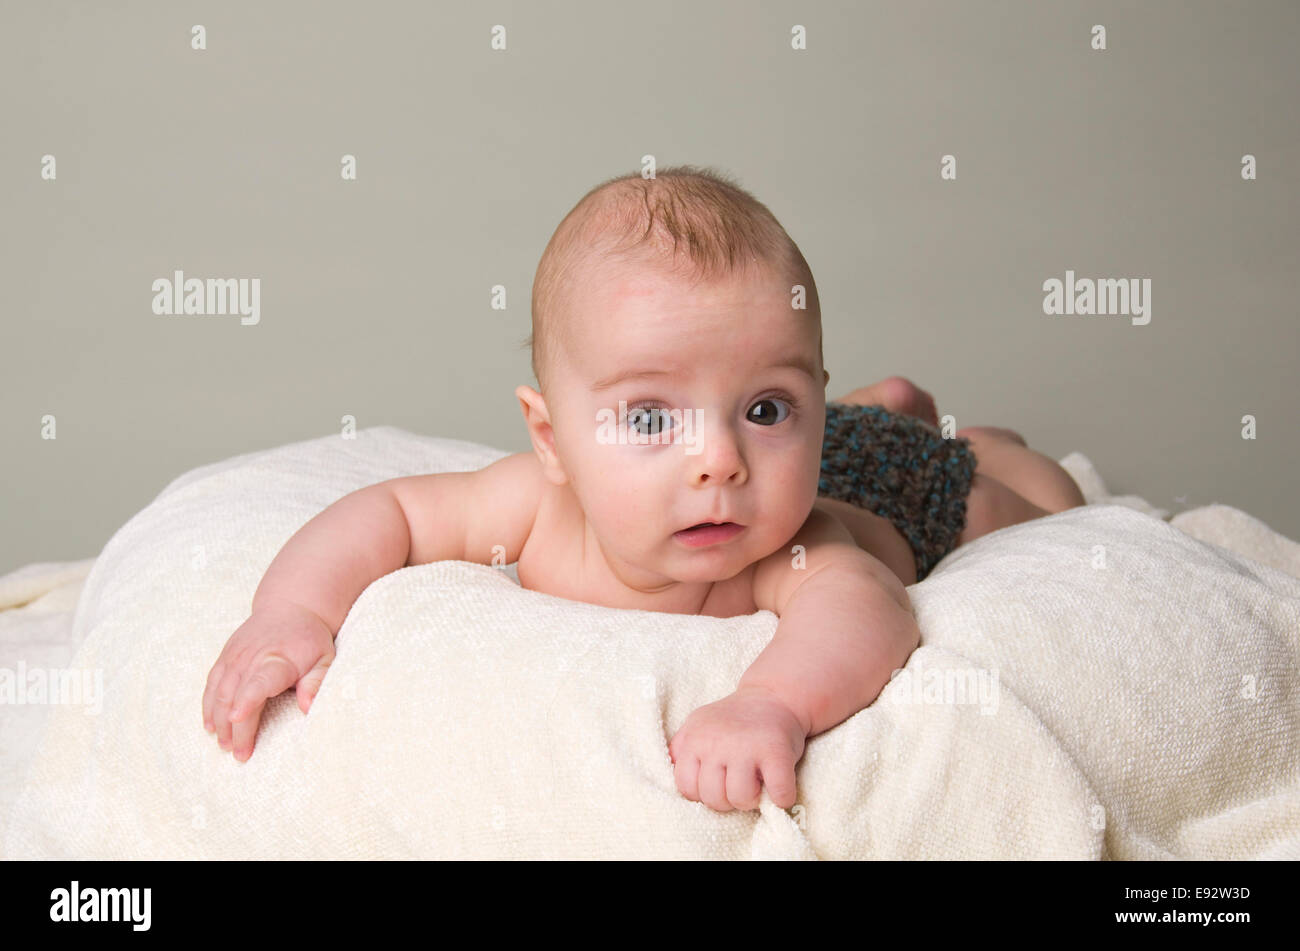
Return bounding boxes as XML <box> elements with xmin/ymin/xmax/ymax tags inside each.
<box><xmin>202</xmin><ymin>165</ymin><xmax>1086</xmax><ymax>813</ymax></box>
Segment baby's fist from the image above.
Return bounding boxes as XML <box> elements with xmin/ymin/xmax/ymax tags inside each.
<box><xmin>668</xmin><ymin>685</ymin><xmax>808</xmax><ymax>812</ymax></box>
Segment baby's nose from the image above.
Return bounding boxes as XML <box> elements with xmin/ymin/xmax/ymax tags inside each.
<box><xmin>687</xmin><ymin>423</ymin><xmax>746</xmax><ymax>485</ymax></box>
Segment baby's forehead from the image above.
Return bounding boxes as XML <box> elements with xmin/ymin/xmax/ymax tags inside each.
<box><xmin>577</xmin><ymin>253</ymin><xmax>690</xmax><ymax>301</ymax></box>
<box><xmin>575</xmin><ymin>255</ymin><xmax>781</xmax><ymax>322</ymax></box>
<box><xmin>578</xmin><ymin>312</ymin><xmax>812</xmax><ymax>384</ymax></box>
<box><xmin>563</xmin><ymin>251</ymin><xmax>811</xmax><ymax>361</ymax></box>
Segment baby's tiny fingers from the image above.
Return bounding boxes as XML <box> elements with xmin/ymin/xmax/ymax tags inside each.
<box><xmin>698</xmin><ymin>761</ymin><xmax>731</xmax><ymax>813</ymax></box>
<box><xmin>295</xmin><ymin>658</ymin><xmax>332</xmax><ymax>714</ymax></box>
<box><xmin>760</xmin><ymin>757</ymin><xmax>798</xmax><ymax>810</ymax></box>
<box><xmin>674</xmin><ymin>752</ymin><xmax>701</xmax><ymax>802</ymax></box>
<box><xmin>726</xmin><ymin>761</ymin><xmax>763</xmax><ymax>812</ymax></box>
<box><xmin>230</xmin><ymin>706</ymin><xmax>263</xmax><ymax>763</ymax></box>
<box><xmin>212</xmin><ymin>666</ymin><xmax>244</xmax><ymax>750</ymax></box>
<box><xmin>202</xmin><ymin>660</ymin><xmax>227</xmax><ymax>733</ymax></box>
<box><xmin>229</xmin><ymin>655</ymin><xmax>298</xmax><ymax>724</ymax></box>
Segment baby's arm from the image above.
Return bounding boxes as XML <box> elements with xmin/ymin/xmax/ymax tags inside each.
<box><xmin>203</xmin><ymin>452</ymin><xmax>541</xmax><ymax>760</ymax></box>
<box><xmin>668</xmin><ymin>507</ymin><xmax>919</xmax><ymax>812</ymax></box>
<box><xmin>741</xmin><ymin>507</ymin><xmax>919</xmax><ymax>737</ymax></box>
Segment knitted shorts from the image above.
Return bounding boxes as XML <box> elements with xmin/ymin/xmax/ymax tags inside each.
<box><xmin>818</xmin><ymin>401</ymin><xmax>979</xmax><ymax>582</ymax></box>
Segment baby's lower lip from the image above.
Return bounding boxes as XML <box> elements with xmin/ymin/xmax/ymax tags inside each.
<box><xmin>673</xmin><ymin>522</ymin><xmax>744</xmax><ymax>548</ymax></box>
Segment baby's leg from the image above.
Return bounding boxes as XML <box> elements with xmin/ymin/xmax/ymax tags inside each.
<box><xmin>822</xmin><ymin>477</ymin><xmax>1051</xmax><ymax>577</ymax></box>
<box><xmin>957</xmin><ymin>427</ymin><xmax>1085</xmax><ymax>515</ymax></box>
<box><xmin>957</xmin><ymin>474</ymin><xmax>1053</xmax><ymax>546</ymax></box>
<box><xmin>835</xmin><ymin>377</ymin><xmax>938</xmax><ymax>426</ymax></box>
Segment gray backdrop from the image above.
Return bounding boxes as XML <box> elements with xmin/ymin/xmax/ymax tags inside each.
<box><xmin>3</xmin><ymin>0</ymin><xmax>1297</xmax><ymax>575</ymax></box>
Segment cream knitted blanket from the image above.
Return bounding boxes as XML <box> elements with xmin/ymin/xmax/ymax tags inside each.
<box><xmin>3</xmin><ymin>427</ymin><xmax>1298</xmax><ymax>858</ymax></box>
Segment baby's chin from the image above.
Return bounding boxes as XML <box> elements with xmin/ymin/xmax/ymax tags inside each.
<box><xmin>662</xmin><ymin>550</ymin><xmax>752</xmax><ymax>584</ymax></box>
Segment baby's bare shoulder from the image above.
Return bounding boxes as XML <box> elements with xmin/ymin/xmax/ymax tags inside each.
<box><xmin>752</xmin><ymin>504</ymin><xmax>915</xmax><ymax>615</ymax></box>
<box><xmin>388</xmin><ymin>451</ymin><xmax>543</xmax><ymax>567</ymax></box>
<box><xmin>461</xmin><ymin>452</ymin><xmax>545</xmax><ymax>565</ymax></box>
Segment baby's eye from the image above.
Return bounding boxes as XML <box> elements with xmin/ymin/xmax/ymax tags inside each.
<box><xmin>626</xmin><ymin>406</ymin><xmax>675</xmax><ymax>437</ymax></box>
<box><xmin>747</xmin><ymin>397</ymin><xmax>791</xmax><ymax>426</ymax></box>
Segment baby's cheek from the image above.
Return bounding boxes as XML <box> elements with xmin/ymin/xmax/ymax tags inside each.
<box><xmin>765</xmin><ymin>486</ymin><xmax>818</xmax><ymax>551</ymax></box>
<box><xmin>595</xmin><ymin>493</ymin><xmax>658</xmax><ymax>544</ymax></box>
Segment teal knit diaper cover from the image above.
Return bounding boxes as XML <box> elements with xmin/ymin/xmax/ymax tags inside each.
<box><xmin>818</xmin><ymin>401</ymin><xmax>978</xmax><ymax>582</ymax></box>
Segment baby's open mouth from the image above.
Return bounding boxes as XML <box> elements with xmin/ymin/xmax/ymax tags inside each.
<box><xmin>673</xmin><ymin>521</ymin><xmax>745</xmax><ymax>547</ymax></box>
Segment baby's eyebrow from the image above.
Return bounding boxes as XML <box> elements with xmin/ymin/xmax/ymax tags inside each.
<box><xmin>591</xmin><ymin>355</ymin><xmax>817</xmax><ymax>392</ymax></box>
<box><xmin>590</xmin><ymin>368</ymin><xmax>673</xmax><ymax>391</ymax></box>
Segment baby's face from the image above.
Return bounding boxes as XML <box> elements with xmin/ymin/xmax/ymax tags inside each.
<box><xmin>546</xmin><ymin>258</ymin><xmax>826</xmax><ymax>590</ymax></box>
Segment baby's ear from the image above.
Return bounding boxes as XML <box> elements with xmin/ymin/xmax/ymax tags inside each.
<box><xmin>514</xmin><ymin>385</ymin><xmax>568</xmax><ymax>485</ymax></box>
<box><xmin>823</xmin><ymin>369</ymin><xmax>830</xmax><ymax>386</ymax></box>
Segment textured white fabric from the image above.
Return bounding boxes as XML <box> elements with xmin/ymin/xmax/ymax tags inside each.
<box><xmin>0</xmin><ymin>558</ymin><xmax>95</xmax><ymax>840</ymax></box>
<box><xmin>3</xmin><ymin>427</ymin><xmax>1299</xmax><ymax>859</ymax></box>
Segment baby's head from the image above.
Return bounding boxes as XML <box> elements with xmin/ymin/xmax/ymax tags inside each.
<box><xmin>517</xmin><ymin>165</ymin><xmax>829</xmax><ymax>591</ymax></box>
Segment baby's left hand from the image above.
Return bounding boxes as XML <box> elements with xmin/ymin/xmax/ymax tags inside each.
<box><xmin>668</xmin><ymin>685</ymin><xmax>808</xmax><ymax>812</ymax></box>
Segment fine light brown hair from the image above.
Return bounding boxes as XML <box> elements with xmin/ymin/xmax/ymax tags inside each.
<box><xmin>521</xmin><ymin>165</ymin><xmax>822</xmax><ymax>394</ymax></box>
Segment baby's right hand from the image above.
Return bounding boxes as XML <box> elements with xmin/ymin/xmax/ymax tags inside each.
<box><xmin>202</xmin><ymin>599</ymin><xmax>336</xmax><ymax>762</ymax></box>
